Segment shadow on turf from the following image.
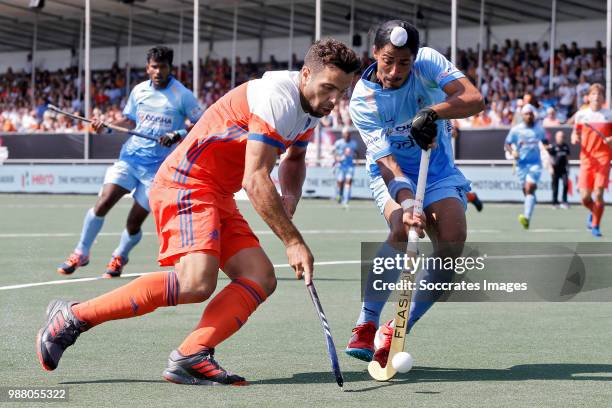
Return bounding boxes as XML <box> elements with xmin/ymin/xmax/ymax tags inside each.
<box><xmin>252</xmin><ymin>363</ymin><xmax>612</xmax><ymax>391</ymax></box>
<box><xmin>60</xmin><ymin>379</ymin><xmax>166</xmax><ymax>385</ymax></box>
<box><xmin>57</xmin><ymin>363</ymin><xmax>612</xmax><ymax>388</ymax></box>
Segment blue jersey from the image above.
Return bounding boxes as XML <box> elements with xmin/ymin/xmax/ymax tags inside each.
<box><xmin>350</xmin><ymin>47</ymin><xmax>468</xmax><ymax>188</ymax></box>
<box><xmin>505</xmin><ymin>123</ymin><xmax>546</xmax><ymax>166</ymax></box>
<box><xmin>334</xmin><ymin>138</ymin><xmax>358</xmax><ymax>168</ymax></box>
<box><xmin>121</xmin><ymin>76</ymin><xmax>203</xmax><ymax>168</ymax></box>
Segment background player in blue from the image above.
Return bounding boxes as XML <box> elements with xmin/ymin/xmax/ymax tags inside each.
<box><xmin>504</xmin><ymin>104</ymin><xmax>549</xmax><ymax>229</ymax></box>
<box><xmin>333</xmin><ymin>126</ymin><xmax>358</xmax><ymax>207</ymax></box>
<box><xmin>57</xmin><ymin>46</ymin><xmax>203</xmax><ymax>278</ymax></box>
<box><xmin>345</xmin><ymin>20</ymin><xmax>484</xmax><ymax>365</ymax></box>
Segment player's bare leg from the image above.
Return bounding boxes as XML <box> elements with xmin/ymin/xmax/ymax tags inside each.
<box><xmin>222</xmin><ymin>247</ymin><xmax>277</xmax><ymax>295</ymax></box>
<box><xmin>104</xmin><ymin>201</ymin><xmax>149</xmax><ymax>278</ymax></box>
<box><xmin>57</xmin><ymin>183</ymin><xmax>129</xmax><ymax>275</ymax></box>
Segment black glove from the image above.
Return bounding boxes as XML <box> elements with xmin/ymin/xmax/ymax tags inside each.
<box><xmin>159</xmin><ymin>129</ymin><xmax>187</xmax><ymax>147</ymax></box>
<box><xmin>410</xmin><ymin>108</ymin><xmax>438</xmax><ymax>150</ymax></box>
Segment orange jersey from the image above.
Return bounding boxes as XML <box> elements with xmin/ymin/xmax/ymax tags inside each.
<box><xmin>155</xmin><ymin>71</ymin><xmax>318</xmax><ymax>195</ymax></box>
<box><xmin>574</xmin><ymin>107</ymin><xmax>612</xmax><ymax>162</ymax></box>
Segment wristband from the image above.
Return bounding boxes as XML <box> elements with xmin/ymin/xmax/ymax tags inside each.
<box><xmin>176</xmin><ymin>129</ymin><xmax>188</xmax><ymax>138</ymax></box>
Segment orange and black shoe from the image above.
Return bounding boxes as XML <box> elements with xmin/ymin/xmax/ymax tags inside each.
<box><xmin>163</xmin><ymin>349</ymin><xmax>247</xmax><ymax>386</ymax></box>
<box><xmin>57</xmin><ymin>252</ymin><xmax>89</xmax><ymax>275</ymax></box>
<box><xmin>36</xmin><ymin>299</ymin><xmax>88</xmax><ymax>371</ymax></box>
<box><xmin>372</xmin><ymin>320</ymin><xmax>394</xmax><ymax>368</ymax></box>
<box><xmin>467</xmin><ymin>192</ymin><xmax>484</xmax><ymax>212</ymax></box>
<box><xmin>103</xmin><ymin>255</ymin><xmax>128</xmax><ymax>278</ymax></box>
<box><xmin>345</xmin><ymin>321</ymin><xmax>377</xmax><ymax>362</ymax></box>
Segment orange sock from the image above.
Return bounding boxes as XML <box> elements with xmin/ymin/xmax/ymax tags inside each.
<box><xmin>583</xmin><ymin>200</ymin><xmax>594</xmax><ymax>212</ymax></box>
<box><xmin>72</xmin><ymin>271</ymin><xmax>180</xmax><ymax>328</ymax></box>
<box><xmin>592</xmin><ymin>201</ymin><xmax>605</xmax><ymax>227</ymax></box>
<box><xmin>178</xmin><ymin>277</ymin><xmax>267</xmax><ymax>356</ymax></box>
<box><xmin>466</xmin><ymin>192</ymin><xmax>476</xmax><ymax>202</ymax></box>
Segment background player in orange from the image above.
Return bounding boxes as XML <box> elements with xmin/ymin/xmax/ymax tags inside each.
<box><xmin>36</xmin><ymin>39</ymin><xmax>360</xmax><ymax>385</ymax></box>
<box><xmin>572</xmin><ymin>83</ymin><xmax>612</xmax><ymax>237</ymax></box>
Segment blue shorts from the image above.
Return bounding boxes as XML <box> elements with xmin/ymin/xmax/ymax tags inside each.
<box><xmin>369</xmin><ymin>174</ymin><xmax>469</xmax><ymax>215</ymax></box>
<box><xmin>517</xmin><ymin>163</ymin><xmax>542</xmax><ymax>184</ymax></box>
<box><xmin>335</xmin><ymin>166</ymin><xmax>355</xmax><ymax>182</ymax></box>
<box><xmin>103</xmin><ymin>160</ymin><xmax>156</xmax><ymax>211</ymax></box>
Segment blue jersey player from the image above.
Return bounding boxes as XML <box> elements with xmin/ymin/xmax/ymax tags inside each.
<box><xmin>345</xmin><ymin>20</ymin><xmax>484</xmax><ymax>365</ymax></box>
<box><xmin>333</xmin><ymin>127</ymin><xmax>358</xmax><ymax>206</ymax></box>
<box><xmin>504</xmin><ymin>104</ymin><xmax>548</xmax><ymax>229</ymax></box>
<box><xmin>58</xmin><ymin>46</ymin><xmax>203</xmax><ymax>278</ymax></box>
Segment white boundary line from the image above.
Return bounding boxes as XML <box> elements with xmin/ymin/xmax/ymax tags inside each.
<box><xmin>2</xmin><ymin>228</ymin><xmax>598</xmax><ymax>238</ymax></box>
<box><xmin>0</xmin><ymin>260</ymin><xmax>362</xmax><ymax>291</ymax></box>
<box><xmin>0</xmin><ymin>229</ymin><xmax>513</xmax><ymax>239</ymax></box>
<box><xmin>3</xmin><ymin>251</ymin><xmax>612</xmax><ymax>292</ymax></box>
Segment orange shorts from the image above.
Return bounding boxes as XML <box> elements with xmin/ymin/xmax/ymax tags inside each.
<box><xmin>149</xmin><ymin>183</ymin><xmax>260</xmax><ymax>268</ymax></box>
<box><xmin>579</xmin><ymin>158</ymin><xmax>611</xmax><ymax>191</ymax></box>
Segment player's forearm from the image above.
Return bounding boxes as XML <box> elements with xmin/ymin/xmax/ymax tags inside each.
<box><xmin>432</xmin><ymin>90</ymin><xmax>484</xmax><ymax>120</ymax></box>
<box><xmin>112</xmin><ymin>118</ymin><xmax>134</xmax><ymax>129</ymax></box>
<box><xmin>243</xmin><ymin>172</ymin><xmax>305</xmax><ymax>247</ymax></box>
<box><xmin>378</xmin><ymin>155</ymin><xmax>414</xmax><ymax>203</ymax></box>
<box><xmin>279</xmin><ymin>155</ymin><xmax>305</xmax><ymax>200</ymax></box>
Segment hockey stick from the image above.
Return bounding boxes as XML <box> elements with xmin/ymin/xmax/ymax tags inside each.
<box><xmin>367</xmin><ymin>148</ymin><xmax>430</xmax><ymax>381</ymax></box>
<box><xmin>47</xmin><ymin>104</ymin><xmax>158</xmax><ymax>142</ymax></box>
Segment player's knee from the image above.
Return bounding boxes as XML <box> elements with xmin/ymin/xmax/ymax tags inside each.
<box><xmin>436</xmin><ymin>230</ymin><xmax>466</xmax><ymax>258</ymax></box>
<box><xmin>261</xmin><ymin>272</ymin><xmax>277</xmax><ymax>296</ymax></box>
<box><xmin>250</xmin><ymin>264</ymin><xmax>277</xmax><ymax>296</ymax></box>
<box><xmin>181</xmin><ymin>280</ymin><xmax>217</xmax><ymax>303</ymax></box>
<box><xmin>126</xmin><ymin>217</ymin><xmax>143</xmax><ymax>235</ymax></box>
<box><xmin>177</xmin><ymin>268</ymin><xmax>217</xmax><ymax>303</ymax></box>
<box><xmin>94</xmin><ymin>195</ymin><xmax>117</xmax><ymax>216</ymax></box>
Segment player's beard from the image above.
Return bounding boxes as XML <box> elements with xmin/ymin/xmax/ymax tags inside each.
<box><xmin>152</xmin><ymin>75</ymin><xmax>170</xmax><ymax>89</ymax></box>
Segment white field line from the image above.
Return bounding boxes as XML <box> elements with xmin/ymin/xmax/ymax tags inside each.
<box><xmin>0</xmin><ymin>228</ymin><xmax>509</xmax><ymax>239</ymax></box>
<box><xmin>2</xmin><ymin>228</ymin><xmax>598</xmax><ymax>238</ymax></box>
<box><xmin>3</xmin><ymin>251</ymin><xmax>612</xmax><ymax>292</ymax></box>
<box><xmin>0</xmin><ymin>260</ymin><xmax>362</xmax><ymax>291</ymax></box>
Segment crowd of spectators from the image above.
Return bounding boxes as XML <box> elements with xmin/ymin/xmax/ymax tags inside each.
<box><xmin>0</xmin><ymin>55</ymin><xmax>276</xmax><ymax>133</ymax></box>
<box><xmin>0</xmin><ymin>39</ymin><xmax>607</xmax><ymax>134</ymax></box>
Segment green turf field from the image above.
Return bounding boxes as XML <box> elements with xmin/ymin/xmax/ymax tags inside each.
<box><xmin>1</xmin><ymin>194</ymin><xmax>611</xmax><ymax>407</ymax></box>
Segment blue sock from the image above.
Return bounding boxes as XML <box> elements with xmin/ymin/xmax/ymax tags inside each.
<box><xmin>75</xmin><ymin>208</ymin><xmax>104</xmax><ymax>257</ymax></box>
<box><xmin>342</xmin><ymin>183</ymin><xmax>351</xmax><ymax>204</ymax></box>
<box><xmin>357</xmin><ymin>242</ymin><xmax>403</xmax><ymax>327</ymax></box>
<box><xmin>113</xmin><ymin>229</ymin><xmax>143</xmax><ymax>259</ymax></box>
<box><xmin>407</xmin><ymin>261</ymin><xmax>454</xmax><ymax>329</ymax></box>
<box><xmin>524</xmin><ymin>194</ymin><xmax>536</xmax><ymax>220</ymax></box>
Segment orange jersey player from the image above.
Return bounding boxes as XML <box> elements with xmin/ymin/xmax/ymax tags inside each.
<box><xmin>36</xmin><ymin>39</ymin><xmax>360</xmax><ymax>385</ymax></box>
<box><xmin>572</xmin><ymin>83</ymin><xmax>612</xmax><ymax>237</ymax></box>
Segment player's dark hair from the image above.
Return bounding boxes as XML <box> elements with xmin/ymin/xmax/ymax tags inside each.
<box><xmin>304</xmin><ymin>38</ymin><xmax>360</xmax><ymax>74</ymax></box>
<box><xmin>147</xmin><ymin>46</ymin><xmax>174</xmax><ymax>66</ymax></box>
<box><xmin>374</xmin><ymin>20</ymin><xmax>419</xmax><ymax>55</ymax></box>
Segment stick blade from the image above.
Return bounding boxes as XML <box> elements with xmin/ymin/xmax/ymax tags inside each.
<box><xmin>367</xmin><ymin>360</ymin><xmax>397</xmax><ymax>381</ymax></box>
